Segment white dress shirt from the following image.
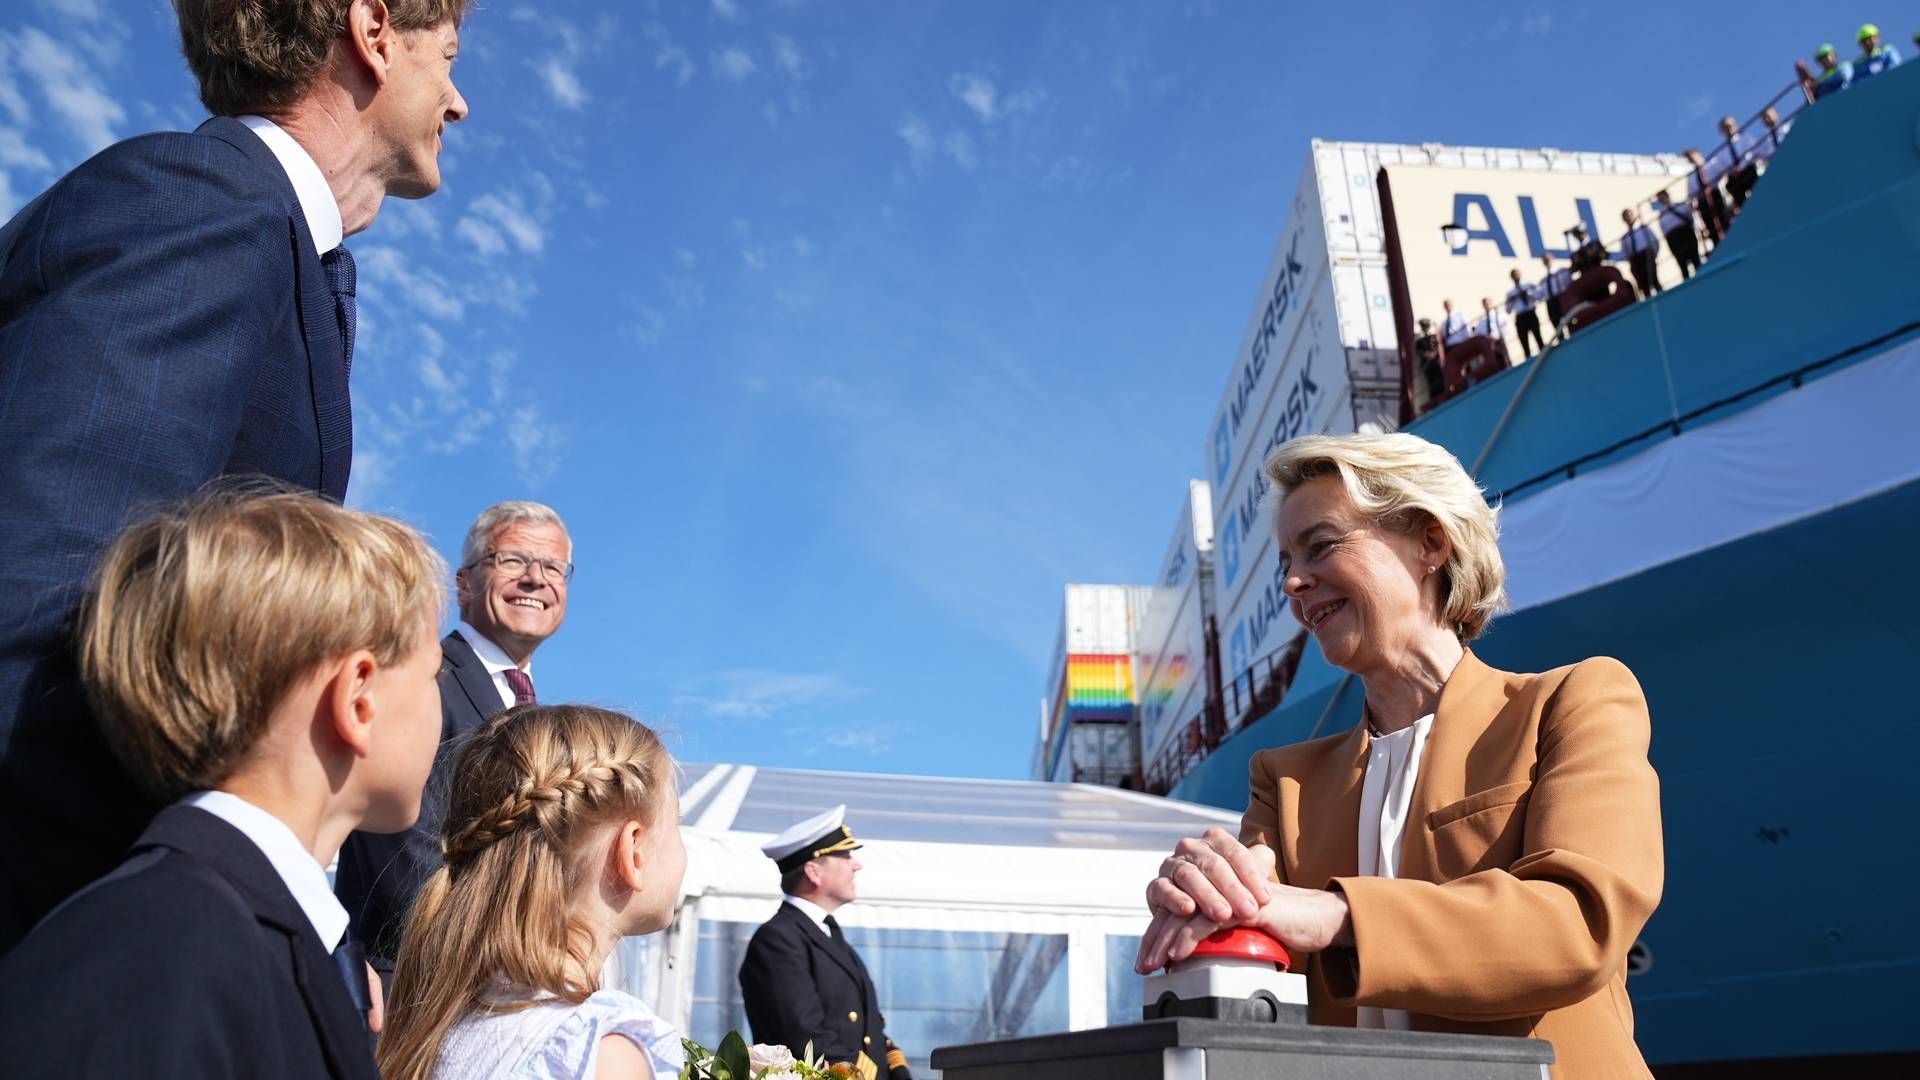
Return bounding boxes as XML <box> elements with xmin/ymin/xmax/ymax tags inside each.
<box><xmin>1353</xmin><ymin>713</ymin><xmax>1435</xmax><ymax>1031</ymax></box>
<box><xmin>236</xmin><ymin>114</ymin><xmax>343</xmax><ymax>256</ymax></box>
<box><xmin>1504</xmin><ymin>282</ymin><xmax>1537</xmax><ymax>315</ymax></box>
<box><xmin>782</xmin><ymin>894</ymin><xmax>835</xmax><ymax>936</ymax></box>
<box><xmin>1473</xmin><ymin>310</ymin><xmax>1508</xmax><ymax>338</ymax></box>
<box><xmin>1439</xmin><ymin>312</ymin><xmax>1471</xmax><ymax>346</ymax></box>
<box><xmin>456</xmin><ymin>621</ymin><xmax>530</xmax><ymax>710</ymax></box>
<box><xmin>182</xmin><ymin>790</ymin><xmax>349</xmax><ymax>951</ymax></box>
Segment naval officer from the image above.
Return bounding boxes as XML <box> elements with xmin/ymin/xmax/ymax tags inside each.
<box><xmin>739</xmin><ymin>806</ymin><xmax>911</xmax><ymax>1080</ymax></box>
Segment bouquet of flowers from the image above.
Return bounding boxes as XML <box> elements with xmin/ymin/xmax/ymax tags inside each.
<box><xmin>679</xmin><ymin>1031</ymin><xmax>856</xmax><ymax>1080</ymax></box>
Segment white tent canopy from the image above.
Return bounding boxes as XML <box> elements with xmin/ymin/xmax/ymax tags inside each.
<box><xmin>605</xmin><ymin>764</ymin><xmax>1239</xmax><ymax>1075</ymax></box>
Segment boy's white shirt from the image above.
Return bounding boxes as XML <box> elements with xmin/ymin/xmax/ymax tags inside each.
<box><xmin>182</xmin><ymin>789</ymin><xmax>350</xmax><ymax>951</ymax></box>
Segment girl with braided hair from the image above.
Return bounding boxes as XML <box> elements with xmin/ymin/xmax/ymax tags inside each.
<box><xmin>378</xmin><ymin>704</ymin><xmax>687</xmax><ymax>1080</ymax></box>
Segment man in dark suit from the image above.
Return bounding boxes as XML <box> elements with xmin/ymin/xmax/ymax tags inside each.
<box><xmin>335</xmin><ymin>501</ymin><xmax>573</xmax><ymax>975</ymax></box>
<box><xmin>0</xmin><ymin>0</ymin><xmax>472</xmax><ymax>949</ymax></box>
<box><xmin>740</xmin><ymin>807</ymin><xmax>912</xmax><ymax>1080</ymax></box>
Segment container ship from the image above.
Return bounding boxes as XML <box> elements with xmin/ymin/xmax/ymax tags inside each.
<box><xmin>1038</xmin><ymin>63</ymin><xmax>1920</xmax><ymax>1074</ymax></box>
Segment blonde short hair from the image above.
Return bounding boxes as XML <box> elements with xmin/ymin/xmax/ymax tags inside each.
<box><xmin>1263</xmin><ymin>432</ymin><xmax>1507</xmax><ymax>641</ymax></box>
<box><xmin>80</xmin><ymin>487</ymin><xmax>447</xmax><ymax>801</ymax></box>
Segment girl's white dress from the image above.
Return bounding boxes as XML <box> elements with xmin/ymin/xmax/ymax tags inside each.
<box><xmin>434</xmin><ymin>988</ymin><xmax>685</xmax><ymax>1079</ymax></box>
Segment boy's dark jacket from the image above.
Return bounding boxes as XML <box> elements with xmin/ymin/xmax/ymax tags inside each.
<box><xmin>0</xmin><ymin>805</ymin><xmax>376</xmax><ymax>1079</ymax></box>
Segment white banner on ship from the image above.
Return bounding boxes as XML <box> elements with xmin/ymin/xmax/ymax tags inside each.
<box><xmin>1499</xmin><ymin>336</ymin><xmax>1920</xmax><ymax>614</ymax></box>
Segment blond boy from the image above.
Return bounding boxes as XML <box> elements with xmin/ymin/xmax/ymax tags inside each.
<box><xmin>0</xmin><ymin>490</ymin><xmax>445</xmax><ymax>1079</ymax></box>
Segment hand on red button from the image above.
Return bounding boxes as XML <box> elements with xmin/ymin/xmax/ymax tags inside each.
<box><xmin>1135</xmin><ymin>828</ymin><xmax>1352</xmax><ymax>973</ymax></box>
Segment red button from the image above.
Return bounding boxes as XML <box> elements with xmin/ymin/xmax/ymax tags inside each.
<box><xmin>1185</xmin><ymin>926</ymin><xmax>1291</xmax><ymax>971</ymax></box>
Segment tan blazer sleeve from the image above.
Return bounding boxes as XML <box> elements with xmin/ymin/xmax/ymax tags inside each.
<box><xmin>1328</xmin><ymin>657</ymin><xmax>1663</xmax><ymax>1020</ymax></box>
<box><xmin>1239</xmin><ymin>751</ymin><xmax>1290</xmax><ymax>885</ymax></box>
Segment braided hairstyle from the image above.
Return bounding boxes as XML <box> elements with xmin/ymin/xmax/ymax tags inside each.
<box><xmin>378</xmin><ymin>704</ymin><xmax>673</xmax><ymax>1080</ymax></box>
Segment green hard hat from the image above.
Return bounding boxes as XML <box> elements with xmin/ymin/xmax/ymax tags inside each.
<box><xmin>1816</xmin><ymin>42</ymin><xmax>1835</xmax><ymax>57</ymax></box>
<box><xmin>1857</xmin><ymin>23</ymin><xmax>1879</xmax><ymax>41</ymax></box>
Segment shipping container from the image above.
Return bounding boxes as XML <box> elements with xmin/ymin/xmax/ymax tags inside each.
<box><xmin>1034</xmin><ymin>585</ymin><xmax>1150</xmax><ymax>784</ymax></box>
<box><xmin>1200</xmin><ymin>139</ymin><xmax>1689</xmax><ymax>710</ymax></box>
<box><xmin>1133</xmin><ymin>481</ymin><xmax>1216</xmax><ymax>772</ymax></box>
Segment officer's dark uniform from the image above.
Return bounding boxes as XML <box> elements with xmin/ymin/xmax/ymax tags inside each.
<box><xmin>739</xmin><ymin>814</ymin><xmax>911</xmax><ymax>1080</ymax></box>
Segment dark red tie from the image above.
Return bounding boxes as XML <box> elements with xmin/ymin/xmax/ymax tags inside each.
<box><xmin>503</xmin><ymin>668</ymin><xmax>535</xmax><ymax>706</ymax></box>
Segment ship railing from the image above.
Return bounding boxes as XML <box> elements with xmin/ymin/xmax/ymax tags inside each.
<box><xmin>1143</xmin><ymin>633</ymin><xmax>1307</xmax><ymax>795</ymax></box>
<box><xmin>1554</xmin><ymin>79</ymin><xmax>1811</xmax><ymax>314</ymax></box>
<box><xmin>1414</xmin><ymin>76</ymin><xmax>1817</xmax><ymax>423</ymax></box>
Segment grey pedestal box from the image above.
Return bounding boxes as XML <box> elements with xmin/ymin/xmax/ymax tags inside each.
<box><xmin>931</xmin><ymin>1017</ymin><xmax>1553</xmax><ymax>1079</ymax></box>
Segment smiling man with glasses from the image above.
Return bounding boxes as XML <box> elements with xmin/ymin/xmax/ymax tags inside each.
<box><xmin>334</xmin><ymin>500</ymin><xmax>573</xmax><ymax>982</ymax></box>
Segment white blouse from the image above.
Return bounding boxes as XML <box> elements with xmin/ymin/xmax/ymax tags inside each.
<box><xmin>433</xmin><ymin>988</ymin><xmax>684</xmax><ymax>1079</ymax></box>
<box><xmin>1353</xmin><ymin>713</ymin><xmax>1435</xmax><ymax>1031</ymax></box>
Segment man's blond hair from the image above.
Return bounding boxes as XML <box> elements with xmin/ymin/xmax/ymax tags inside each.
<box><xmin>80</xmin><ymin>486</ymin><xmax>447</xmax><ymax>801</ymax></box>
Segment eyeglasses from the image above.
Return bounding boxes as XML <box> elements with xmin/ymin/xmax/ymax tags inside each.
<box><xmin>473</xmin><ymin>550</ymin><xmax>574</xmax><ymax>583</ymax></box>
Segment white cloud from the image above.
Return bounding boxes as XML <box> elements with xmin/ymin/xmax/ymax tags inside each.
<box><xmin>791</xmin><ymin>235</ymin><xmax>815</xmax><ymax>258</ymax></box>
<box><xmin>342</xmin><ymin>446</ymin><xmax>394</xmax><ymax>510</ymax></box>
<box><xmin>1002</xmin><ymin>87</ymin><xmax>1047</xmax><ymax>116</ymax></box>
<box><xmin>741</xmin><ymin>246</ymin><xmax>766</xmax><ymax>271</ymax></box>
<box><xmin>417</xmin><ymin>353</ymin><xmax>457</xmax><ymax>396</ymax></box>
<box><xmin>711</xmin><ymin>46</ymin><xmax>757</xmax><ymax>82</ymax></box>
<box><xmin>0</xmin><ymin>172</ymin><xmax>19</xmax><ymax>220</ymax></box>
<box><xmin>895</xmin><ymin>114</ymin><xmax>934</xmax><ymax>167</ymax></box>
<box><xmin>357</xmin><ymin>246</ymin><xmax>465</xmax><ymax>320</ymax></box>
<box><xmin>949</xmin><ymin>72</ymin><xmax>997</xmax><ymax>122</ymax></box>
<box><xmin>673</xmin><ymin>246</ymin><xmax>698</xmax><ymax>269</ymax></box>
<box><xmin>1522</xmin><ymin>12</ymin><xmax>1553</xmax><ymax>36</ymax></box>
<box><xmin>0</xmin><ymin>126</ymin><xmax>51</xmax><ymax>171</ymax></box>
<box><xmin>945</xmin><ymin>129</ymin><xmax>977</xmax><ymax>171</ymax></box>
<box><xmin>538</xmin><ymin>56</ymin><xmax>588</xmax><ymax>108</ymax></box>
<box><xmin>626</xmin><ymin>305</ymin><xmax>666</xmax><ymax>348</ymax></box>
<box><xmin>0</xmin><ymin>40</ymin><xmax>29</xmax><ymax>124</ymax></box>
<box><xmin>818</xmin><ymin>727</ymin><xmax>891</xmax><ymax>755</ymax></box>
<box><xmin>376</xmin><ymin>199</ymin><xmax>442</xmax><ymax>240</ymax></box>
<box><xmin>467</xmin><ymin>192</ymin><xmax>546</xmax><ymax>254</ymax></box>
<box><xmin>455</xmin><ymin>216</ymin><xmax>507</xmax><ymax>257</ymax></box>
<box><xmin>711</xmin><ymin>0</ymin><xmax>743</xmax><ymax>22</ymax></box>
<box><xmin>644</xmin><ymin>23</ymin><xmax>696</xmax><ymax>87</ymax></box>
<box><xmin>676</xmin><ymin>670</ymin><xmax>861</xmax><ymax>720</ymax></box>
<box><xmin>9</xmin><ymin>26</ymin><xmax>124</xmax><ymax>152</ymax></box>
<box><xmin>506</xmin><ymin>402</ymin><xmax>564</xmax><ymax>485</ymax></box>
<box><xmin>47</xmin><ymin>0</ymin><xmax>107</xmax><ymax>21</ymax></box>
<box><xmin>771</xmin><ymin>35</ymin><xmax>811</xmax><ymax>81</ymax></box>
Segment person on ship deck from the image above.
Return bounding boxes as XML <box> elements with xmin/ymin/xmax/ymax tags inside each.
<box><xmin>1134</xmin><ymin>431</ymin><xmax>1664</xmax><ymax>1080</ymax></box>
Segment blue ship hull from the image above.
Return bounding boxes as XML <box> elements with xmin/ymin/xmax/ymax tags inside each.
<box><xmin>1171</xmin><ymin>63</ymin><xmax>1920</xmax><ymax>1071</ymax></box>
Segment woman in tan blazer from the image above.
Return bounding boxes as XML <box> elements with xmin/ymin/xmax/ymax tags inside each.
<box><xmin>1136</xmin><ymin>432</ymin><xmax>1662</xmax><ymax>1079</ymax></box>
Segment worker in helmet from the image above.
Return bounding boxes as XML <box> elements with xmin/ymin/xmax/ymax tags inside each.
<box><xmin>1811</xmin><ymin>44</ymin><xmax>1852</xmax><ymax>99</ymax></box>
<box><xmin>1854</xmin><ymin>24</ymin><xmax>1902</xmax><ymax>80</ymax></box>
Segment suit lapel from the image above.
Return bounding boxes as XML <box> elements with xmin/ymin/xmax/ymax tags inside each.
<box><xmin>1396</xmin><ymin>648</ymin><xmax>1510</xmax><ymax>879</ymax></box>
<box><xmin>443</xmin><ymin>630</ymin><xmax>506</xmax><ymax>729</ymax></box>
<box><xmin>1291</xmin><ymin>722</ymin><xmax>1370</xmax><ymax>889</ymax></box>
<box><xmin>783</xmin><ymin>903</ymin><xmax>865</xmax><ymax>986</ymax></box>
<box><xmin>195</xmin><ymin>115</ymin><xmax>352</xmax><ymax>502</ymax></box>
<box><xmin>140</xmin><ymin>807</ymin><xmax>374</xmax><ymax>1079</ymax></box>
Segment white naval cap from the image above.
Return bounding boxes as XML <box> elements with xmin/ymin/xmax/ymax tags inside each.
<box><xmin>762</xmin><ymin>804</ymin><xmax>864</xmax><ymax>874</ymax></box>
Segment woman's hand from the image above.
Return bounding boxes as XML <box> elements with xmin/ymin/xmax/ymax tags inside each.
<box><xmin>1136</xmin><ymin>884</ymin><xmax>1353</xmax><ymax>973</ymax></box>
<box><xmin>1145</xmin><ymin>828</ymin><xmax>1276</xmax><ymax>923</ymax></box>
<box><xmin>1134</xmin><ymin>828</ymin><xmax>1354</xmax><ymax>973</ymax></box>
<box><xmin>1135</xmin><ymin>828</ymin><xmax>1273</xmax><ymax>974</ymax></box>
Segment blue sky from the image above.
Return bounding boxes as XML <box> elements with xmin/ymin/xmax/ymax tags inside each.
<box><xmin>0</xmin><ymin>0</ymin><xmax>1858</xmax><ymax>778</ymax></box>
